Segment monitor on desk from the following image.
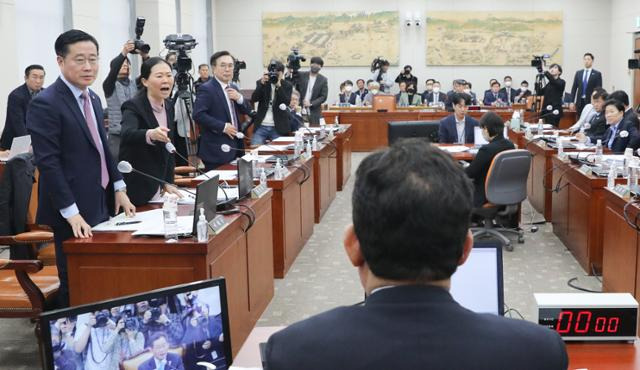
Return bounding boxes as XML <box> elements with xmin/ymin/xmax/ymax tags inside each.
<box><xmin>40</xmin><ymin>278</ymin><xmax>232</xmax><ymax>370</ymax></box>
<box><xmin>450</xmin><ymin>242</ymin><xmax>504</xmax><ymax>315</ymax></box>
<box><xmin>237</xmin><ymin>157</ymin><xmax>253</xmax><ymax>199</ymax></box>
<box><xmin>388</xmin><ymin>121</ymin><xmax>440</xmax><ymax>145</ymax></box>
<box><xmin>193</xmin><ymin>174</ymin><xmax>219</xmax><ymax>235</ymax></box>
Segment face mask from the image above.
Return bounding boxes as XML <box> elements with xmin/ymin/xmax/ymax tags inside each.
<box><xmin>405</xmin><ymin>69</ymin><xmax>411</xmax><ymax>74</ymax></box>
<box><xmin>345</xmin><ymin>85</ymin><xmax>353</xmax><ymax>92</ymax></box>
<box><xmin>482</xmin><ymin>129</ymin><xmax>491</xmax><ymax>142</ymax></box>
<box><xmin>371</xmin><ymin>89</ymin><xmax>379</xmax><ymax>95</ymax></box>
<box><xmin>505</xmin><ymin>81</ymin><xmax>512</xmax><ymax>87</ymax></box>
<box><xmin>520</xmin><ymin>86</ymin><xmax>528</xmax><ymax>91</ymax></box>
<box><xmin>407</xmin><ymin>88</ymin><xmax>415</xmax><ymax>94</ymax></box>
<box><xmin>310</xmin><ymin>65</ymin><xmax>321</xmax><ymax>74</ymax></box>
<box><xmin>463</xmin><ymin>89</ymin><xmax>471</xmax><ymax>94</ymax></box>
<box><xmin>432</xmin><ymin>87</ymin><xmax>440</xmax><ymax>93</ymax></box>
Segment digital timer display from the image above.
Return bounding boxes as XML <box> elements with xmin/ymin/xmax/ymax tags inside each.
<box><xmin>538</xmin><ymin>308</ymin><xmax>637</xmax><ymax>338</ymax></box>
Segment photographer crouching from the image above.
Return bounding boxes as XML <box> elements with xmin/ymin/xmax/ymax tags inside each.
<box><xmin>250</xmin><ymin>60</ymin><xmax>293</xmax><ymax>145</ymax></box>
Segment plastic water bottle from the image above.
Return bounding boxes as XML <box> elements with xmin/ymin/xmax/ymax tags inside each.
<box><xmin>274</xmin><ymin>158</ymin><xmax>283</xmax><ymax>180</ymax></box>
<box><xmin>312</xmin><ymin>135</ymin><xmax>318</xmax><ymax>151</ymax></box>
<box><xmin>624</xmin><ymin>148</ymin><xmax>634</xmax><ymax>178</ymax></box>
<box><xmin>196</xmin><ymin>207</ymin><xmax>208</xmax><ymax>243</ymax></box>
<box><xmin>259</xmin><ymin>168</ymin><xmax>267</xmax><ymax>186</ymax></box>
<box><xmin>294</xmin><ymin>132</ymin><xmax>303</xmax><ymax>158</ymax></box>
<box><xmin>595</xmin><ymin>139</ymin><xmax>603</xmax><ymax>164</ymax></box>
<box><xmin>163</xmin><ymin>194</ymin><xmax>179</xmax><ymax>243</ymax></box>
<box><xmin>557</xmin><ymin>139</ymin><xmax>564</xmax><ymax>156</ymax></box>
<box><xmin>537</xmin><ymin>119</ymin><xmax>544</xmax><ymax>136</ymax></box>
<box><xmin>607</xmin><ymin>166</ymin><xmax>616</xmax><ymax>189</ymax></box>
<box><xmin>334</xmin><ymin>115</ymin><xmax>339</xmax><ymax>125</ymax></box>
<box><xmin>306</xmin><ymin>140</ymin><xmax>313</xmax><ymax>157</ymax></box>
<box><xmin>511</xmin><ymin>111</ymin><xmax>520</xmax><ymax>130</ymax></box>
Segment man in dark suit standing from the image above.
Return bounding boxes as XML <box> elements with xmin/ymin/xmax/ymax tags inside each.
<box><xmin>569</xmin><ymin>53</ymin><xmax>603</xmax><ymax>116</ymax></box>
<box><xmin>264</xmin><ymin>138</ymin><xmax>567</xmax><ymax>370</ymax></box>
<box><xmin>251</xmin><ymin>60</ymin><xmax>293</xmax><ymax>145</ymax></box>
<box><xmin>26</xmin><ymin>30</ymin><xmax>136</xmax><ymax>307</ymax></box>
<box><xmin>297</xmin><ymin>56</ymin><xmax>328</xmax><ymax>125</ymax></box>
<box><xmin>137</xmin><ymin>333</ymin><xmax>185</xmax><ymax>370</ymax></box>
<box><xmin>438</xmin><ymin>93</ymin><xmax>478</xmax><ymax>144</ymax></box>
<box><xmin>193</xmin><ymin>51</ymin><xmax>251</xmax><ymax>171</ymax></box>
<box><xmin>0</xmin><ymin>65</ymin><xmax>45</xmax><ymax>150</ymax></box>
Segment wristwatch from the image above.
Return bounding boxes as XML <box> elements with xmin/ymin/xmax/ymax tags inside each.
<box><xmin>115</xmin><ymin>187</ymin><xmax>127</xmax><ymax>193</ymax></box>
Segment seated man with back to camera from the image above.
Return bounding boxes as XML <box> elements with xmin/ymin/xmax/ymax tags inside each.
<box><xmin>264</xmin><ymin>138</ymin><xmax>568</xmax><ymax>370</ymax></box>
<box><xmin>250</xmin><ymin>60</ymin><xmax>293</xmax><ymax>145</ymax></box>
<box><xmin>438</xmin><ymin>92</ymin><xmax>478</xmax><ymax>144</ymax></box>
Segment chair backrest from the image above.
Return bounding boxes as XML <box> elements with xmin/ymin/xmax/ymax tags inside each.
<box><xmin>484</xmin><ymin>149</ymin><xmax>531</xmax><ymax>205</ymax></box>
<box><xmin>372</xmin><ymin>94</ymin><xmax>396</xmax><ymax>112</ymax></box>
<box><xmin>388</xmin><ymin>121</ymin><xmax>440</xmax><ymax>145</ymax></box>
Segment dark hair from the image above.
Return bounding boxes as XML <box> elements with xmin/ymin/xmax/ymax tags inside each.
<box><xmin>210</xmin><ymin>50</ymin><xmax>233</xmax><ymax>66</ymax></box>
<box><xmin>54</xmin><ymin>29</ymin><xmax>99</xmax><ymax>58</ymax></box>
<box><xmin>479</xmin><ymin>111</ymin><xmax>505</xmax><ymax>137</ymax></box>
<box><xmin>404</xmin><ymin>65</ymin><xmax>412</xmax><ymax>70</ymax></box>
<box><xmin>352</xmin><ymin>139</ymin><xmax>473</xmax><ymax>282</ymax></box>
<box><xmin>491</xmin><ymin>81</ymin><xmax>500</xmax><ymax>87</ymax></box>
<box><xmin>270</xmin><ymin>59</ymin><xmax>285</xmax><ymax>72</ymax></box>
<box><xmin>25</xmin><ymin>64</ymin><xmax>44</xmax><ymax>77</ymax></box>
<box><xmin>465</xmin><ymin>82</ymin><xmax>472</xmax><ymax>88</ymax></box>
<box><xmin>310</xmin><ymin>56</ymin><xmax>324</xmax><ymax>67</ymax></box>
<box><xmin>489</xmin><ymin>79</ymin><xmax>497</xmax><ymax>85</ymax></box>
<box><xmin>148</xmin><ymin>332</ymin><xmax>168</xmax><ymax>347</ymax></box>
<box><xmin>521</xmin><ymin>80</ymin><xmax>529</xmax><ymax>85</ymax></box>
<box><xmin>426</xmin><ymin>78</ymin><xmax>435</xmax><ymax>84</ymax></box>
<box><xmin>454</xmin><ymin>79</ymin><xmax>466</xmax><ymax>85</ymax></box>
<box><xmin>603</xmin><ymin>99</ymin><xmax>625</xmax><ymax>113</ymax></box>
<box><xmin>503</xmin><ymin>75</ymin><xmax>512</xmax><ymax>81</ymax></box>
<box><xmin>344</xmin><ymin>79</ymin><xmax>353</xmax><ymax>86</ymax></box>
<box><xmin>137</xmin><ymin>57</ymin><xmax>172</xmax><ymax>93</ymax></box>
<box><xmin>450</xmin><ymin>92</ymin><xmax>470</xmax><ymax>106</ymax></box>
<box><xmin>165</xmin><ymin>52</ymin><xmax>177</xmax><ymax>61</ymax></box>
<box><xmin>433</xmin><ymin>80</ymin><xmax>441</xmax><ymax>86</ymax></box>
<box><xmin>356</xmin><ymin>79</ymin><xmax>365</xmax><ymax>84</ymax></box>
<box><xmin>592</xmin><ymin>88</ymin><xmax>608</xmax><ymax>101</ymax></box>
<box><xmin>584</xmin><ymin>52</ymin><xmax>594</xmax><ymax>60</ymax></box>
<box><xmin>549</xmin><ymin>63</ymin><xmax>563</xmax><ymax>75</ymax></box>
<box><xmin>366</xmin><ymin>79</ymin><xmax>373</xmax><ymax>84</ymax></box>
<box><xmin>198</xmin><ymin>63</ymin><xmax>209</xmax><ymax>70</ymax></box>
<box><xmin>609</xmin><ymin>90</ymin><xmax>630</xmax><ymax>106</ymax></box>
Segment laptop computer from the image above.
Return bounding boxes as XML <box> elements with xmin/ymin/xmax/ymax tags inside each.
<box><xmin>473</xmin><ymin>127</ymin><xmax>509</xmax><ymax>148</ymax></box>
<box><xmin>40</xmin><ymin>278</ymin><xmax>233</xmax><ymax>370</ymax></box>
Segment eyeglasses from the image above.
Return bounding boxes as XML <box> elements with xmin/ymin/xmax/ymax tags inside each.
<box><xmin>70</xmin><ymin>57</ymin><xmax>99</xmax><ymax>66</ymax></box>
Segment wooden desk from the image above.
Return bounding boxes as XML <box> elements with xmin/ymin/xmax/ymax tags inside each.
<box><xmin>64</xmin><ymin>192</ymin><xmax>274</xmax><ymax>356</ymax></box>
<box><xmin>334</xmin><ymin>124</ymin><xmax>352</xmax><ymax>191</ymax></box>
<box><xmin>322</xmin><ymin>110</ymin><xmax>576</xmax><ymax>152</ymax></box>
<box><xmin>526</xmin><ymin>140</ymin><xmax>561</xmax><ymax>222</ymax></box>
<box><xmin>507</xmin><ymin>128</ymin><xmax>526</xmax><ymax>148</ymax></box>
<box><xmin>435</xmin><ymin>143</ymin><xmax>475</xmax><ymax>161</ymax></box>
<box><xmin>233</xmin><ymin>326</ymin><xmax>640</xmax><ymax>369</ymax></box>
<box><xmin>551</xmin><ymin>156</ymin><xmax>626</xmax><ymax>274</ymax></box>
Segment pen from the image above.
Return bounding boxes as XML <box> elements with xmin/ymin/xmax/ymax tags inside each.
<box><xmin>115</xmin><ymin>220</ymin><xmax>141</xmax><ymax>226</ymax></box>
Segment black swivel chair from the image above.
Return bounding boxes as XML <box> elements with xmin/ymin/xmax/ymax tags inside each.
<box><xmin>388</xmin><ymin>121</ymin><xmax>440</xmax><ymax>145</ymax></box>
<box><xmin>471</xmin><ymin>149</ymin><xmax>531</xmax><ymax>251</ymax></box>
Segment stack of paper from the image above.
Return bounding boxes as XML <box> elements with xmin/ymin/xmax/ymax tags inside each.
<box><xmin>194</xmin><ymin>170</ymin><xmax>237</xmax><ymax>181</ymax></box>
<box><xmin>148</xmin><ymin>189</ymin><xmax>197</xmax><ymax>205</ymax></box>
<box><xmin>439</xmin><ymin>145</ymin><xmax>470</xmax><ymax>153</ymax></box>
<box><xmin>92</xmin><ymin>209</ymin><xmax>164</xmax><ymax>232</ymax></box>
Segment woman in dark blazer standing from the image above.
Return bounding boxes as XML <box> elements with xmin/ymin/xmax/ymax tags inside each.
<box><xmin>119</xmin><ymin>57</ymin><xmax>181</xmax><ymax>206</ymax></box>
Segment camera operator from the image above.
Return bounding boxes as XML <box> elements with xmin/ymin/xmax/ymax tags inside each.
<box><xmin>298</xmin><ymin>56</ymin><xmax>328</xmax><ymax>125</ymax></box>
<box><xmin>110</xmin><ymin>315</ymin><xmax>145</xmax><ymax>367</ymax></box>
<box><xmin>102</xmin><ymin>40</ymin><xmax>149</xmax><ymax>158</ymax></box>
<box><xmin>74</xmin><ymin>310</ymin><xmax>120</xmax><ymax>370</ymax></box>
<box><xmin>181</xmin><ymin>303</ymin><xmax>225</xmax><ymax>369</ymax></box>
<box><xmin>193</xmin><ymin>63</ymin><xmax>212</xmax><ymax>93</ymax></box>
<box><xmin>139</xmin><ymin>299</ymin><xmax>185</xmax><ymax>348</ymax></box>
<box><xmin>540</xmin><ymin>64</ymin><xmax>566</xmax><ymax>127</ymax></box>
<box><xmin>395</xmin><ymin>65</ymin><xmax>417</xmax><ymax>89</ymax></box>
<box><xmin>250</xmin><ymin>60</ymin><xmax>293</xmax><ymax>145</ymax></box>
<box><xmin>371</xmin><ymin>58</ymin><xmax>393</xmax><ymax>93</ymax></box>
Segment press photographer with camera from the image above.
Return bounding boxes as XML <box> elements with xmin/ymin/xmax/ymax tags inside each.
<box><xmin>371</xmin><ymin>57</ymin><xmax>393</xmax><ymax>93</ymax></box>
<box><xmin>73</xmin><ymin>310</ymin><xmax>121</xmax><ymax>369</ymax></box>
<box><xmin>250</xmin><ymin>59</ymin><xmax>293</xmax><ymax>145</ymax></box>
<box><xmin>298</xmin><ymin>56</ymin><xmax>328</xmax><ymax>125</ymax></box>
<box><xmin>540</xmin><ymin>63</ymin><xmax>566</xmax><ymax>127</ymax></box>
<box><xmin>395</xmin><ymin>64</ymin><xmax>418</xmax><ymax>89</ymax></box>
<box><xmin>139</xmin><ymin>299</ymin><xmax>185</xmax><ymax>347</ymax></box>
<box><xmin>103</xmin><ymin>18</ymin><xmax>150</xmax><ymax>158</ymax></box>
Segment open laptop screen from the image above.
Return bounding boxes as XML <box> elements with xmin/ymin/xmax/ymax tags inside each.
<box><xmin>450</xmin><ymin>242</ymin><xmax>504</xmax><ymax>315</ymax></box>
<box><xmin>40</xmin><ymin>278</ymin><xmax>232</xmax><ymax>370</ymax></box>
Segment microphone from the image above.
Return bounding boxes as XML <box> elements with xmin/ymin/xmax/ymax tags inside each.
<box><xmin>240</xmin><ymin>110</ymin><xmax>258</xmax><ymax>133</ymax></box>
<box><xmin>117</xmin><ymin>161</ymin><xmax>195</xmax><ymax>195</ymax></box>
<box><xmin>165</xmin><ymin>142</ymin><xmax>210</xmax><ymax>178</ymax></box>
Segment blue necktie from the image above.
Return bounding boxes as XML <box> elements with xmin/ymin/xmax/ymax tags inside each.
<box><xmin>608</xmin><ymin>125</ymin><xmax>618</xmax><ymax>149</ymax></box>
<box><xmin>582</xmin><ymin>71</ymin><xmax>589</xmax><ymax>98</ymax></box>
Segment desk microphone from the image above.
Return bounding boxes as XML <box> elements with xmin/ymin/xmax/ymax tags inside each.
<box><xmin>165</xmin><ymin>142</ymin><xmax>210</xmax><ymax>179</ymax></box>
<box><xmin>537</xmin><ymin>108</ymin><xmax>560</xmax><ymax>120</ymax></box>
<box><xmin>117</xmin><ymin>161</ymin><xmax>195</xmax><ymax>196</ymax></box>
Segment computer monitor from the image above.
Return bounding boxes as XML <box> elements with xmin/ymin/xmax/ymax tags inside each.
<box><xmin>450</xmin><ymin>242</ymin><xmax>504</xmax><ymax>315</ymax></box>
<box><xmin>237</xmin><ymin>157</ymin><xmax>253</xmax><ymax>199</ymax></box>
<box><xmin>40</xmin><ymin>278</ymin><xmax>232</xmax><ymax>370</ymax></box>
<box><xmin>473</xmin><ymin>126</ymin><xmax>509</xmax><ymax>147</ymax></box>
<box><xmin>193</xmin><ymin>174</ymin><xmax>219</xmax><ymax>235</ymax></box>
<box><xmin>388</xmin><ymin>121</ymin><xmax>440</xmax><ymax>145</ymax></box>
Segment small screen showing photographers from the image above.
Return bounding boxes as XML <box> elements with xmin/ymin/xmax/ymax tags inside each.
<box><xmin>45</xmin><ymin>285</ymin><xmax>229</xmax><ymax>370</ymax></box>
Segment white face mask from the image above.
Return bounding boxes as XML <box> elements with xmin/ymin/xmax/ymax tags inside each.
<box><xmin>345</xmin><ymin>85</ymin><xmax>353</xmax><ymax>92</ymax></box>
<box><xmin>520</xmin><ymin>86</ymin><xmax>528</xmax><ymax>91</ymax></box>
<box><xmin>463</xmin><ymin>89</ymin><xmax>471</xmax><ymax>94</ymax></box>
<box><xmin>482</xmin><ymin>129</ymin><xmax>491</xmax><ymax>142</ymax></box>
<box><xmin>505</xmin><ymin>81</ymin><xmax>512</xmax><ymax>87</ymax></box>
<box><xmin>432</xmin><ymin>87</ymin><xmax>440</xmax><ymax>93</ymax></box>
<box><xmin>371</xmin><ymin>89</ymin><xmax>379</xmax><ymax>95</ymax></box>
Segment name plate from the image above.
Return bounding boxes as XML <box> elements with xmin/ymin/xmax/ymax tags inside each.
<box><xmin>578</xmin><ymin>164</ymin><xmax>593</xmax><ymax>176</ymax></box>
<box><xmin>557</xmin><ymin>152</ymin><xmax>568</xmax><ymax>160</ymax></box>
<box><xmin>251</xmin><ymin>183</ymin><xmax>270</xmax><ymax>199</ymax></box>
<box><xmin>209</xmin><ymin>214</ymin><xmax>228</xmax><ymax>235</ymax></box>
<box><xmin>613</xmin><ymin>184</ymin><xmax>631</xmax><ymax>198</ymax></box>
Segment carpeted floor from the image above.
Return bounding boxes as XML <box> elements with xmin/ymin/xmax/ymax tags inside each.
<box><xmin>0</xmin><ymin>152</ymin><xmax>601</xmax><ymax>369</ymax></box>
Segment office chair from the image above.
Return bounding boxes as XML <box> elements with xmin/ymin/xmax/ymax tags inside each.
<box><xmin>471</xmin><ymin>149</ymin><xmax>531</xmax><ymax>251</ymax></box>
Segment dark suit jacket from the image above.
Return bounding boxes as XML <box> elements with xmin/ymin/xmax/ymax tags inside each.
<box><xmin>0</xmin><ymin>153</ymin><xmax>35</xmax><ymax>241</ymax></box>
<box><xmin>624</xmin><ymin>108</ymin><xmax>640</xmax><ymax>128</ymax></box>
<box><xmin>289</xmin><ymin>110</ymin><xmax>303</xmax><ymax>132</ymax></box>
<box><xmin>193</xmin><ymin>78</ymin><xmax>251</xmax><ymax>169</ymax></box>
<box><xmin>499</xmin><ymin>87</ymin><xmax>517</xmax><ymax>103</ymax></box>
<box><xmin>465</xmin><ymin>136</ymin><xmax>515</xmax><ymax>207</ymax></box>
<box><xmin>514</xmin><ymin>88</ymin><xmax>532</xmax><ymax>103</ymax></box>
<box><xmin>584</xmin><ymin>112</ymin><xmax>608</xmax><ymax>143</ymax></box>
<box><xmin>570</xmin><ymin>69</ymin><xmax>602</xmax><ymax>104</ymax></box>
<box><xmin>1</xmin><ymin>83</ymin><xmax>35</xmax><ymax>150</ymax></box>
<box><xmin>541</xmin><ymin>72</ymin><xmax>566</xmax><ymax>126</ymax></box>
<box><xmin>483</xmin><ymin>90</ymin><xmax>508</xmax><ymax>106</ymax></box>
<box><xmin>438</xmin><ymin>114</ymin><xmax>479</xmax><ymax>144</ymax></box>
<box><xmin>26</xmin><ymin>78</ymin><xmax>122</xmax><ymax>229</ymax></box>
<box><xmin>603</xmin><ymin>118</ymin><xmax>638</xmax><ymax>153</ymax></box>
<box><xmin>118</xmin><ymin>94</ymin><xmax>176</xmax><ymax>206</ymax></box>
<box><xmin>425</xmin><ymin>91</ymin><xmax>448</xmax><ymax>105</ymax></box>
<box><xmin>297</xmin><ymin>72</ymin><xmax>328</xmax><ymax>124</ymax></box>
<box><xmin>137</xmin><ymin>352</ymin><xmax>184</xmax><ymax>370</ymax></box>
<box><xmin>251</xmin><ymin>79</ymin><xmax>293</xmax><ymax>135</ymax></box>
<box><xmin>265</xmin><ymin>285</ymin><xmax>567</xmax><ymax>370</ymax></box>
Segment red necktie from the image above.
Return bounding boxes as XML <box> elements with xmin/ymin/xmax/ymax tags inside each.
<box><xmin>82</xmin><ymin>91</ymin><xmax>109</xmax><ymax>188</ymax></box>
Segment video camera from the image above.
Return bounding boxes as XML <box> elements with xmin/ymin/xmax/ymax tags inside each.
<box><xmin>133</xmin><ymin>17</ymin><xmax>151</xmax><ymax>54</ymax></box>
<box><xmin>370</xmin><ymin>57</ymin><xmax>389</xmax><ymax>73</ymax></box>
<box><xmin>267</xmin><ymin>60</ymin><xmax>280</xmax><ymax>84</ymax></box>
<box><xmin>531</xmin><ymin>54</ymin><xmax>550</xmax><ymax>73</ymax></box>
<box><xmin>163</xmin><ymin>34</ymin><xmax>198</xmax><ymax>91</ymax></box>
<box><xmin>286</xmin><ymin>47</ymin><xmax>306</xmax><ymax>72</ymax></box>
<box><xmin>233</xmin><ymin>59</ymin><xmax>246</xmax><ymax>83</ymax></box>
<box><xmin>94</xmin><ymin>311</ymin><xmax>110</xmax><ymax>328</ymax></box>
<box><xmin>629</xmin><ymin>49</ymin><xmax>640</xmax><ymax>69</ymax></box>
<box><xmin>148</xmin><ymin>297</ymin><xmax>165</xmax><ymax>322</ymax></box>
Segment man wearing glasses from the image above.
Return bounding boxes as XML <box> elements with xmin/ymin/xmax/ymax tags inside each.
<box><xmin>27</xmin><ymin>29</ymin><xmax>136</xmax><ymax>307</ymax></box>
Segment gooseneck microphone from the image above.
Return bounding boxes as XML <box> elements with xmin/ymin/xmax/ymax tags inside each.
<box><xmin>117</xmin><ymin>161</ymin><xmax>195</xmax><ymax>196</ymax></box>
<box><xmin>165</xmin><ymin>142</ymin><xmax>210</xmax><ymax>179</ymax></box>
